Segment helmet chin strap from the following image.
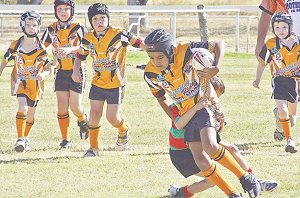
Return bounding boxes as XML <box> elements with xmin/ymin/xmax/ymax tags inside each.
<box><xmin>22</xmin><ymin>28</ymin><xmax>38</xmax><ymax>38</ymax></box>
<box><xmin>24</xmin><ymin>33</ymin><xmax>37</xmax><ymax>38</ymax></box>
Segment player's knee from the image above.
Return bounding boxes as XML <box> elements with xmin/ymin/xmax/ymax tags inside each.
<box><xmin>107</xmin><ymin>115</ymin><xmax>121</xmax><ymax>126</ymax></box>
<box><xmin>70</xmin><ymin>103</ymin><xmax>82</xmax><ymax>115</ymax></box>
<box><xmin>202</xmin><ymin>142</ymin><xmax>219</xmax><ymax>156</ymax></box>
<box><xmin>277</xmin><ymin>107</ymin><xmax>289</xmax><ymax>118</ymax></box>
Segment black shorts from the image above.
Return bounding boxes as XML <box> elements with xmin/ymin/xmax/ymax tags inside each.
<box><xmin>54</xmin><ymin>69</ymin><xmax>85</xmax><ymax>94</ymax></box>
<box><xmin>169</xmin><ymin>148</ymin><xmax>200</xmax><ymax>178</ymax></box>
<box><xmin>17</xmin><ymin>94</ymin><xmax>39</xmax><ymax>107</ymax></box>
<box><xmin>89</xmin><ymin>85</ymin><xmax>124</xmax><ymax>104</ymax></box>
<box><xmin>272</xmin><ymin>76</ymin><xmax>298</xmax><ymax>103</ymax></box>
<box><xmin>184</xmin><ymin>108</ymin><xmax>221</xmax><ymax>143</ymax></box>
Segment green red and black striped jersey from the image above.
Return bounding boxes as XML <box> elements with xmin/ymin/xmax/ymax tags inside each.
<box><xmin>169</xmin><ymin>104</ymin><xmax>188</xmax><ymax>150</ymax></box>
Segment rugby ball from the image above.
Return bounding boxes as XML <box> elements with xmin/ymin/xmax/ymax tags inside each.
<box><xmin>191</xmin><ymin>48</ymin><xmax>214</xmax><ymax>71</ymax></box>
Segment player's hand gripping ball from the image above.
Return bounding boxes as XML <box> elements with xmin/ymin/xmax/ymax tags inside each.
<box><xmin>191</xmin><ymin>48</ymin><xmax>214</xmax><ymax>71</ymax></box>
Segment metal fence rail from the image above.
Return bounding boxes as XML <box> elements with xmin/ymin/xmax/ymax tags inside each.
<box><xmin>0</xmin><ymin>5</ymin><xmax>261</xmax><ymax>53</ymax></box>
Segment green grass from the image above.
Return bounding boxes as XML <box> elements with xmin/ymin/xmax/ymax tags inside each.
<box><xmin>0</xmin><ymin>51</ymin><xmax>300</xmax><ymax>198</ymax></box>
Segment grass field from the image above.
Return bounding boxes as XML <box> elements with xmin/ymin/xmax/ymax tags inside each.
<box><xmin>0</xmin><ymin>51</ymin><xmax>300</xmax><ymax>198</ymax></box>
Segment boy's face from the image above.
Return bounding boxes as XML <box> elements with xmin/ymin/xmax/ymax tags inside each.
<box><xmin>56</xmin><ymin>4</ymin><xmax>72</xmax><ymax>22</ymax></box>
<box><xmin>92</xmin><ymin>14</ymin><xmax>109</xmax><ymax>32</ymax></box>
<box><xmin>147</xmin><ymin>51</ymin><xmax>169</xmax><ymax>71</ymax></box>
<box><xmin>24</xmin><ymin>18</ymin><xmax>39</xmax><ymax>36</ymax></box>
<box><xmin>273</xmin><ymin>21</ymin><xmax>289</xmax><ymax>39</ymax></box>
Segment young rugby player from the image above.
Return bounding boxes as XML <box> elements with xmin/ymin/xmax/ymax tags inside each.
<box><xmin>0</xmin><ymin>11</ymin><xmax>50</xmax><ymax>152</ymax></box>
<box><xmin>73</xmin><ymin>3</ymin><xmax>146</xmax><ymax>157</ymax></box>
<box><xmin>253</xmin><ymin>12</ymin><xmax>299</xmax><ymax>153</ymax></box>
<box><xmin>143</xmin><ymin>28</ymin><xmax>262</xmax><ymax>198</ymax></box>
<box><xmin>41</xmin><ymin>0</ymin><xmax>88</xmax><ymax>149</ymax></box>
<box><xmin>168</xmin><ymin>76</ymin><xmax>278</xmax><ymax>197</ymax></box>
<box><xmin>256</xmin><ymin>0</ymin><xmax>300</xmax><ymax>141</ymax></box>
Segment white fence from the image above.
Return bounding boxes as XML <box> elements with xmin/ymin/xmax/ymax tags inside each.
<box><xmin>0</xmin><ymin>5</ymin><xmax>261</xmax><ymax>53</ymax></box>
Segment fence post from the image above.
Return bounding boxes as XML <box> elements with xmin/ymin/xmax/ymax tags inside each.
<box><xmin>235</xmin><ymin>10</ymin><xmax>240</xmax><ymax>52</ymax></box>
<box><xmin>170</xmin><ymin>12</ymin><xmax>176</xmax><ymax>45</ymax></box>
<box><xmin>197</xmin><ymin>4</ymin><xmax>209</xmax><ymax>42</ymax></box>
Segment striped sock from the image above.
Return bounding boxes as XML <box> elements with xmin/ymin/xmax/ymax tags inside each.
<box><xmin>24</xmin><ymin>120</ymin><xmax>34</xmax><ymax>137</ymax></box>
<box><xmin>200</xmin><ymin>162</ymin><xmax>237</xmax><ymax>196</ymax></box>
<box><xmin>16</xmin><ymin>112</ymin><xmax>26</xmax><ymax>138</ymax></box>
<box><xmin>212</xmin><ymin>145</ymin><xmax>246</xmax><ymax>179</ymax></box>
<box><xmin>280</xmin><ymin>118</ymin><xmax>292</xmax><ymax>139</ymax></box>
<box><xmin>57</xmin><ymin>112</ymin><xmax>70</xmax><ymax>140</ymax></box>
<box><xmin>89</xmin><ymin>125</ymin><xmax>100</xmax><ymax>149</ymax></box>
<box><xmin>182</xmin><ymin>185</ymin><xmax>194</xmax><ymax>197</ymax></box>
<box><xmin>113</xmin><ymin>119</ymin><xmax>128</xmax><ymax>137</ymax></box>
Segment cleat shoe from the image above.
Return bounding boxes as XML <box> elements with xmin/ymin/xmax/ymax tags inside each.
<box><xmin>258</xmin><ymin>179</ymin><xmax>278</xmax><ymax>192</ymax></box>
<box><xmin>228</xmin><ymin>193</ymin><xmax>243</xmax><ymax>198</ymax></box>
<box><xmin>15</xmin><ymin>139</ymin><xmax>25</xmax><ymax>153</ymax></box>
<box><xmin>59</xmin><ymin>139</ymin><xmax>72</xmax><ymax>150</ymax></box>
<box><xmin>171</xmin><ymin>187</ymin><xmax>186</xmax><ymax>198</ymax></box>
<box><xmin>240</xmin><ymin>173</ymin><xmax>261</xmax><ymax>198</ymax></box>
<box><xmin>274</xmin><ymin>129</ymin><xmax>285</xmax><ymax>141</ymax></box>
<box><xmin>115</xmin><ymin>129</ymin><xmax>129</xmax><ymax>151</ymax></box>
<box><xmin>83</xmin><ymin>148</ymin><xmax>99</xmax><ymax>157</ymax></box>
<box><xmin>169</xmin><ymin>185</ymin><xmax>181</xmax><ymax>196</ymax></box>
<box><xmin>24</xmin><ymin>138</ymin><xmax>30</xmax><ymax>151</ymax></box>
<box><xmin>285</xmin><ymin>138</ymin><xmax>297</xmax><ymax>153</ymax></box>
<box><xmin>78</xmin><ymin>115</ymin><xmax>89</xmax><ymax>140</ymax></box>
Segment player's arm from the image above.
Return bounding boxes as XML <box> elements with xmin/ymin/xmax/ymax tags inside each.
<box><xmin>73</xmin><ymin>58</ymin><xmax>82</xmax><ymax>83</ymax></box>
<box><xmin>174</xmin><ymin>99</ymin><xmax>210</xmax><ymax>130</ymax></box>
<box><xmin>253</xmin><ymin>44</ymin><xmax>270</xmax><ymax>88</ymax></box>
<box><xmin>156</xmin><ymin>96</ymin><xmax>172</xmax><ymax>119</ymax></box>
<box><xmin>0</xmin><ymin>46</ymin><xmax>15</xmax><ymax>76</ymax></box>
<box><xmin>255</xmin><ymin>11</ymin><xmax>272</xmax><ymax>59</ymax></box>
<box><xmin>72</xmin><ymin>38</ymin><xmax>89</xmax><ymax>83</ymax></box>
<box><xmin>35</xmin><ymin>51</ymin><xmax>51</xmax><ymax>81</ymax></box>
<box><xmin>211</xmin><ymin>40</ymin><xmax>225</xmax><ymax>72</ymax></box>
<box><xmin>123</xmin><ymin>30</ymin><xmax>146</xmax><ymax>51</ymax></box>
<box><xmin>40</xmin><ymin>27</ymin><xmax>52</xmax><ymax>48</ymax></box>
<box><xmin>255</xmin><ymin>0</ymin><xmax>277</xmax><ymax>59</ymax></box>
<box><xmin>0</xmin><ymin>59</ymin><xmax>8</xmax><ymax>76</ymax></box>
<box><xmin>191</xmin><ymin>40</ymin><xmax>225</xmax><ymax>79</ymax></box>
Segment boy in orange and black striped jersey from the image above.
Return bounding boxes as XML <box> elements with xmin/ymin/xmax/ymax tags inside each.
<box><xmin>144</xmin><ymin>29</ymin><xmax>261</xmax><ymax>198</ymax></box>
<box><xmin>0</xmin><ymin>11</ymin><xmax>50</xmax><ymax>152</ymax></box>
<box><xmin>41</xmin><ymin>0</ymin><xmax>89</xmax><ymax>149</ymax></box>
<box><xmin>73</xmin><ymin>3</ymin><xmax>146</xmax><ymax>157</ymax></box>
<box><xmin>254</xmin><ymin>12</ymin><xmax>299</xmax><ymax>153</ymax></box>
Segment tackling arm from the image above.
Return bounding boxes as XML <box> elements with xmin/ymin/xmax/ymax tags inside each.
<box><xmin>157</xmin><ymin>96</ymin><xmax>172</xmax><ymax>119</ymax></box>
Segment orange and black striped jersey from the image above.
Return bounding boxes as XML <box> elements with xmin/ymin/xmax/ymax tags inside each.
<box><xmin>3</xmin><ymin>36</ymin><xmax>49</xmax><ymax>99</ymax></box>
<box><xmin>41</xmin><ymin>21</ymin><xmax>87</xmax><ymax>70</ymax></box>
<box><xmin>259</xmin><ymin>36</ymin><xmax>300</xmax><ymax>78</ymax></box>
<box><xmin>144</xmin><ymin>41</ymin><xmax>216</xmax><ymax>115</ymax></box>
<box><xmin>77</xmin><ymin>26</ymin><xmax>141</xmax><ymax>89</ymax></box>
